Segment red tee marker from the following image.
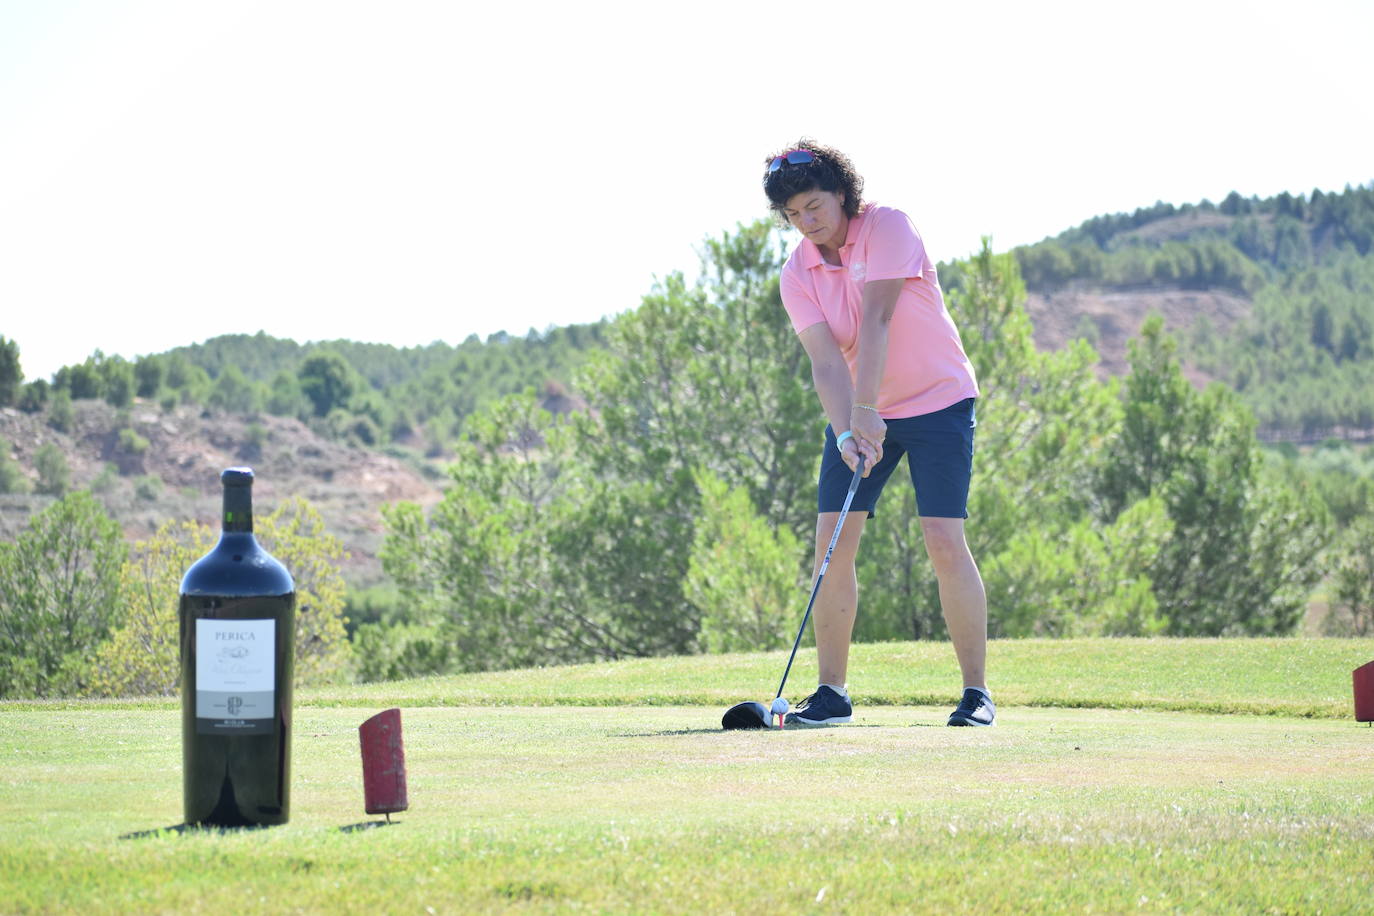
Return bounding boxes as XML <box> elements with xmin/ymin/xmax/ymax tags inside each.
<box><xmin>359</xmin><ymin>708</ymin><xmax>408</xmax><ymax>819</ymax></box>
<box><xmin>1354</xmin><ymin>661</ymin><xmax>1374</xmax><ymax>723</ymax></box>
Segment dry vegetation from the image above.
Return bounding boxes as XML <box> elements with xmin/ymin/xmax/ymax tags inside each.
<box><xmin>0</xmin><ymin>399</ymin><xmax>443</xmax><ymax>584</ymax></box>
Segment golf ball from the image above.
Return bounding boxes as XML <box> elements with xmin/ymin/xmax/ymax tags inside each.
<box><xmin>771</xmin><ymin>697</ymin><xmax>790</xmax><ymax>716</ymax></box>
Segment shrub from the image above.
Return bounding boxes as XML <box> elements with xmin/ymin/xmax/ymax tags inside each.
<box><xmin>134</xmin><ymin>475</ymin><xmax>163</xmax><ymax>501</ymax></box>
<box><xmin>0</xmin><ymin>336</ymin><xmax>19</xmax><ymax>407</ymax></box>
<box><xmin>34</xmin><ymin>444</ymin><xmax>70</xmax><ymax>496</ymax></box>
<box><xmin>86</xmin><ymin>521</ymin><xmax>216</xmax><ymax>697</ymax></box>
<box><xmin>118</xmin><ymin>428</ymin><xmax>150</xmax><ymax>455</ymax></box>
<box><xmin>86</xmin><ymin>497</ymin><xmax>351</xmax><ymax>697</ymax></box>
<box><xmin>1324</xmin><ymin>516</ymin><xmax>1374</xmax><ymax>636</ymax></box>
<box><xmin>685</xmin><ymin>468</ymin><xmax>803</xmax><ymax>653</ymax></box>
<box><xmin>18</xmin><ymin>380</ymin><xmax>49</xmax><ymax>413</ymax></box>
<box><xmin>48</xmin><ymin>390</ymin><xmax>74</xmax><ymax>433</ymax></box>
<box><xmin>102</xmin><ymin>358</ymin><xmax>135</xmax><ymax>408</ymax></box>
<box><xmin>89</xmin><ymin>463</ymin><xmax>119</xmax><ymax>495</ymax></box>
<box><xmin>351</xmin><ymin>622</ymin><xmax>453</xmax><ymax>682</ymax></box>
<box><xmin>134</xmin><ymin>355</ymin><xmax>165</xmax><ymax>398</ymax></box>
<box><xmin>0</xmin><ymin>492</ymin><xmax>125</xmax><ymax>697</ymax></box>
<box><xmin>0</xmin><ymin>438</ymin><xmax>30</xmax><ymax>495</ymax></box>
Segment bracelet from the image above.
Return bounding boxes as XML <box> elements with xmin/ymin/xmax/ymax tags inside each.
<box><xmin>853</xmin><ymin>403</ymin><xmax>880</xmax><ymax>413</ymax></box>
<box><xmin>835</xmin><ymin>430</ymin><xmax>854</xmax><ymax>452</ymax></box>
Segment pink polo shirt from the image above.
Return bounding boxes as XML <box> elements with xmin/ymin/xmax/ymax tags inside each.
<box><xmin>779</xmin><ymin>203</ymin><xmax>979</xmax><ymax>419</ymax></box>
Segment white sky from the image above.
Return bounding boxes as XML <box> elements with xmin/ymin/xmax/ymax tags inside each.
<box><xmin>2</xmin><ymin>0</ymin><xmax>1372</xmax><ymax>382</ymax></box>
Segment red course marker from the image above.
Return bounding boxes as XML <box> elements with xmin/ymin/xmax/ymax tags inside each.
<box><xmin>359</xmin><ymin>708</ymin><xmax>409</xmax><ymax>819</ymax></box>
<box><xmin>1355</xmin><ymin>660</ymin><xmax>1374</xmax><ymax>723</ymax></box>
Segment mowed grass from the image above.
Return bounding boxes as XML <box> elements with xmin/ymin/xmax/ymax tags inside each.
<box><xmin>2</xmin><ymin>639</ymin><xmax>1372</xmax><ymax>914</ymax></box>
<box><xmin>24</xmin><ymin>637</ymin><xmax>1370</xmax><ymax>718</ymax></box>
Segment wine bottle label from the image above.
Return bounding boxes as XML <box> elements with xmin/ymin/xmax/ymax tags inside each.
<box><xmin>195</xmin><ymin>618</ymin><xmax>275</xmax><ymax>735</ymax></box>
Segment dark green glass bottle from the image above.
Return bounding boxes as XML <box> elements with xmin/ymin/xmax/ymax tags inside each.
<box><xmin>179</xmin><ymin>468</ymin><xmax>296</xmax><ymax>827</ymax></box>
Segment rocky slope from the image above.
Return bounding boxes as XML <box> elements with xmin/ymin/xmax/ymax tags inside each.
<box><xmin>0</xmin><ymin>400</ymin><xmax>444</xmax><ymax>585</ymax></box>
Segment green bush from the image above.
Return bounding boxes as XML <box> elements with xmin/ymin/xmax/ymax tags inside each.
<box><xmin>299</xmin><ymin>351</ymin><xmax>360</xmax><ymax>417</ymax></box>
<box><xmin>84</xmin><ymin>521</ymin><xmax>215</xmax><ymax>697</ymax></box>
<box><xmin>0</xmin><ymin>492</ymin><xmax>126</xmax><ymax>697</ymax></box>
<box><xmin>325</xmin><ymin>409</ymin><xmax>381</xmax><ymax>446</ymax></box>
<box><xmin>85</xmin><ymin>498</ymin><xmax>351</xmax><ymax>697</ymax></box>
<box><xmin>685</xmin><ymin>468</ymin><xmax>802</xmax><ymax>653</ymax></box>
<box><xmin>101</xmin><ymin>357</ymin><xmax>135</xmax><ymax>408</ymax></box>
<box><xmin>266</xmin><ymin>371</ymin><xmax>307</xmax><ymax>418</ymax></box>
<box><xmin>342</xmin><ymin>584</ymin><xmax>407</xmax><ymax>635</ymax></box>
<box><xmin>0</xmin><ymin>336</ymin><xmax>19</xmax><ymax>407</ymax></box>
<box><xmin>34</xmin><ymin>444</ymin><xmax>69</xmax><ymax>496</ymax></box>
<box><xmin>1324</xmin><ymin>515</ymin><xmax>1374</xmax><ymax>636</ymax></box>
<box><xmin>0</xmin><ymin>438</ymin><xmax>30</xmax><ymax>495</ymax></box>
<box><xmin>351</xmin><ymin>622</ymin><xmax>454</xmax><ymax>682</ymax></box>
<box><xmin>18</xmin><ymin>380</ymin><xmax>48</xmax><ymax>413</ymax></box>
<box><xmin>133</xmin><ymin>475</ymin><xmax>163</xmax><ymax>501</ymax></box>
<box><xmin>134</xmin><ymin>355</ymin><xmax>165</xmax><ymax>398</ymax></box>
<box><xmin>89</xmin><ymin>463</ymin><xmax>119</xmax><ymax>495</ymax></box>
<box><xmin>118</xmin><ymin>428</ymin><xmax>150</xmax><ymax>455</ymax></box>
<box><xmin>48</xmin><ymin>390</ymin><xmax>74</xmax><ymax>433</ymax></box>
<box><xmin>208</xmin><ymin>365</ymin><xmax>261</xmax><ymax>413</ymax></box>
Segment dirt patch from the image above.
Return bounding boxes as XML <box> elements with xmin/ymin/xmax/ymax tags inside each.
<box><xmin>1024</xmin><ymin>286</ymin><xmax>1252</xmax><ymax>385</ymax></box>
<box><xmin>1114</xmin><ymin>210</ymin><xmax>1240</xmax><ymax>246</ymax></box>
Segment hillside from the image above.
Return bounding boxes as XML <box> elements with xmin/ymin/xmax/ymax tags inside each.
<box><xmin>4</xmin><ymin>184</ymin><xmax>1373</xmax><ymax>592</ymax></box>
<box><xmin>0</xmin><ymin>400</ymin><xmax>442</xmax><ymax>584</ymax></box>
<box><xmin>7</xmin><ymin>187</ymin><xmax>1371</xmax><ymax>452</ymax></box>
<box><xmin>1004</xmin><ymin>184</ymin><xmax>1374</xmax><ymax>437</ymax></box>
<box><xmin>1023</xmin><ymin>287</ymin><xmax>1252</xmax><ymax>384</ymax></box>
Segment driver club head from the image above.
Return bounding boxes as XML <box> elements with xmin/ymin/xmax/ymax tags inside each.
<box><xmin>721</xmin><ymin>701</ymin><xmax>771</xmax><ymax>730</ymax></box>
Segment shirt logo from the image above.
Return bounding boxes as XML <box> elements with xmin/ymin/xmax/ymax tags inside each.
<box><xmin>850</xmin><ymin>261</ymin><xmax>866</xmax><ymax>281</ymax></box>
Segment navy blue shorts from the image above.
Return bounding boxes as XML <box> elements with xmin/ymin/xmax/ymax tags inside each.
<box><xmin>818</xmin><ymin>398</ymin><xmax>976</xmax><ymax>519</ymax></box>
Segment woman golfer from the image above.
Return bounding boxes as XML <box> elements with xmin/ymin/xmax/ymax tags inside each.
<box><xmin>763</xmin><ymin>140</ymin><xmax>994</xmax><ymax>727</ymax></box>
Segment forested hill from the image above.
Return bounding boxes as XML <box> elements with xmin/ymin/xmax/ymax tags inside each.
<box><xmin>1018</xmin><ymin>185</ymin><xmax>1374</xmax><ymax>292</ymax></box>
<box><xmin>166</xmin><ymin>324</ymin><xmax>608</xmax><ymax>391</ymax></box>
<box><xmin>1003</xmin><ymin>184</ymin><xmax>1374</xmax><ymax>437</ymax></box>
<box><xmin>7</xmin><ymin>322</ymin><xmax>611</xmax><ymax>457</ymax></box>
<box><xmin>3</xmin><ymin>185</ymin><xmax>1372</xmax><ymax>446</ymax></box>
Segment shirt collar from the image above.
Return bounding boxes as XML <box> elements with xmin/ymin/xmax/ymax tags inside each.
<box><xmin>796</xmin><ymin>207</ymin><xmax>866</xmax><ymax>270</ymax></box>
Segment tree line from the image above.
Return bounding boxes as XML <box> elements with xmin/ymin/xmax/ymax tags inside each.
<box><xmin>0</xmin><ymin>323</ymin><xmax>609</xmax><ymax>457</ymax></box>
<box><xmin>365</xmin><ymin>222</ymin><xmax>1369</xmax><ymax>680</ymax></box>
<box><xmin>4</xmin><ymin>211</ymin><xmax>1373</xmax><ymax>696</ymax></box>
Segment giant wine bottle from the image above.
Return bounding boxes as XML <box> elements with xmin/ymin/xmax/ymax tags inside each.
<box><xmin>180</xmin><ymin>467</ymin><xmax>296</xmax><ymax>827</ymax></box>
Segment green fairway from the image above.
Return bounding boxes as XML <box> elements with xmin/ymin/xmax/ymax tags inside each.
<box><xmin>2</xmin><ymin>638</ymin><xmax>1373</xmax><ymax>913</ymax></box>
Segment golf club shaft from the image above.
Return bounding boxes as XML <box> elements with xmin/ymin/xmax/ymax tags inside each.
<box><xmin>774</xmin><ymin>458</ymin><xmax>865</xmax><ymax>701</ymax></box>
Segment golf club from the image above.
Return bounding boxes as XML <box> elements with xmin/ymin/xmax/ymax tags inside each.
<box><xmin>722</xmin><ymin>455</ymin><xmax>865</xmax><ymax>730</ymax></box>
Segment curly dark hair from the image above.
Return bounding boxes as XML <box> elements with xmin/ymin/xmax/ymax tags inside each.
<box><xmin>762</xmin><ymin>138</ymin><xmax>865</xmax><ymax>225</ymax></box>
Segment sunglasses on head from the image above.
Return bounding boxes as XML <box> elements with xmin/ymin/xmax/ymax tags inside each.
<box><xmin>768</xmin><ymin>149</ymin><xmax>815</xmax><ymax>172</ymax></box>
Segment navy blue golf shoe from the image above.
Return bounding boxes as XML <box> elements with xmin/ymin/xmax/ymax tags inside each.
<box><xmin>947</xmin><ymin>688</ymin><xmax>996</xmax><ymax>726</ymax></box>
<box><xmin>784</xmin><ymin>685</ymin><xmax>852</xmax><ymax>727</ymax></box>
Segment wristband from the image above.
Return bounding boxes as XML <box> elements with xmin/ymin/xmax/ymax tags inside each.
<box><xmin>835</xmin><ymin>430</ymin><xmax>854</xmax><ymax>453</ymax></box>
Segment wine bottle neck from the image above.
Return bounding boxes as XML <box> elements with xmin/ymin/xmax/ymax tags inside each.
<box><xmin>222</xmin><ymin>485</ymin><xmax>253</xmax><ymax>533</ymax></box>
